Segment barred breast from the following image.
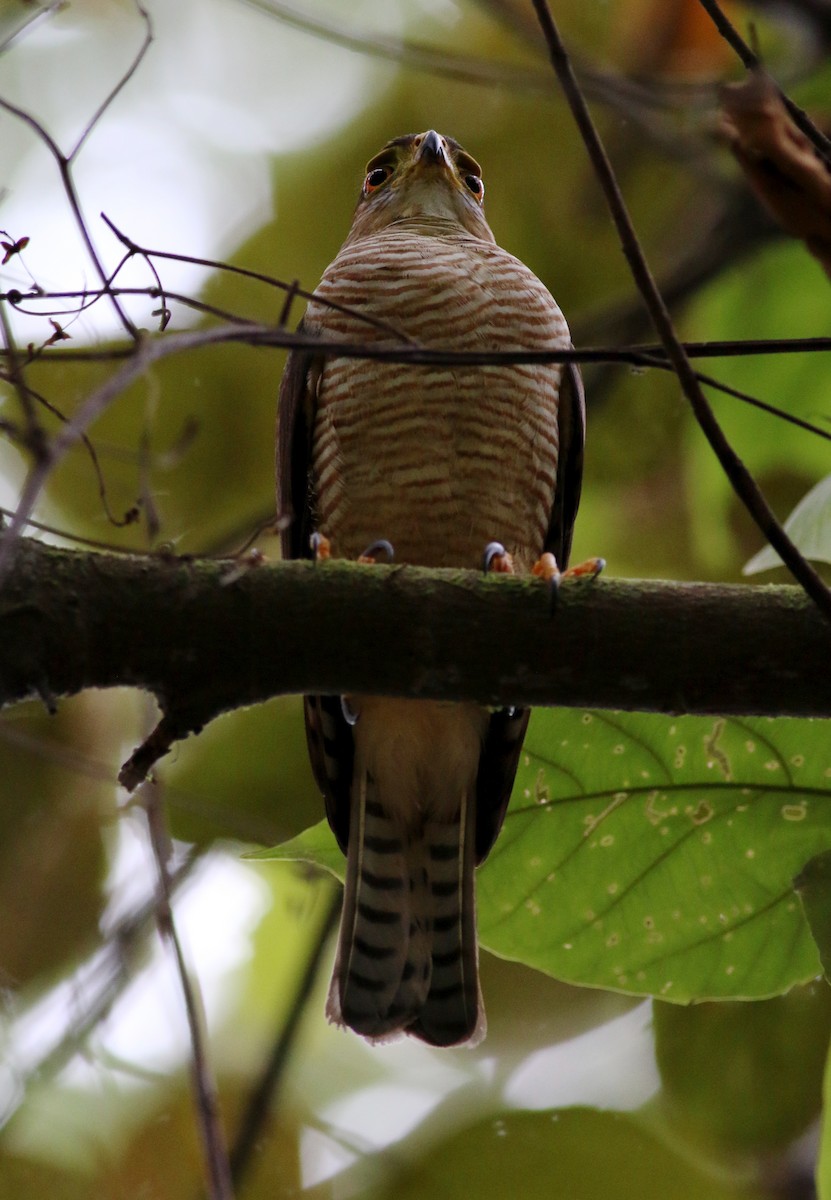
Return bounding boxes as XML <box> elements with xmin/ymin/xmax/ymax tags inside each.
<box><xmin>306</xmin><ymin>224</ymin><xmax>569</xmax><ymax>572</ymax></box>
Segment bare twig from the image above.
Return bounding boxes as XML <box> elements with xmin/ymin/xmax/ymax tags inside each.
<box><xmin>69</xmin><ymin>3</ymin><xmax>153</xmax><ymax>162</ymax></box>
<box><xmin>229</xmin><ymin>887</ymin><xmax>340</xmax><ymax>1192</ymax></box>
<box><xmin>0</xmin><ymin>332</ymin><xmax>160</xmax><ymax>579</ymax></box>
<box><xmin>4</xmin><ymin>307</ymin><xmax>830</xmax><ymax>584</ymax></box>
<box><xmin>0</xmin><ymin>1</ymin><xmax>64</xmax><ymax>57</ymax></box>
<box><xmin>531</xmin><ymin>0</ymin><xmax>831</xmax><ymax>623</ymax></box>
<box><xmin>0</xmin><ymin>92</ymin><xmax>136</xmax><ymax>338</ymax></box>
<box><xmin>241</xmin><ymin>0</ymin><xmax>732</xmax><ymax>160</ymax></box>
<box><xmin>98</xmin><ymin>219</ymin><xmax>419</xmax><ymax>342</ymax></box>
<box><xmin>120</xmin><ymin>714</ymin><xmax>185</xmax><ymax>792</ymax></box>
<box><xmin>0</xmin><ymin>296</ymin><xmax>44</xmax><ymax>458</ymax></box>
<box><xmin>143</xmin><ymin>782</ymin><xmax>234</xmax><ymax>1200</ymax></box>
<box><xmin>697</xmin><ymin>0</ymin><xmax>831</xmax><ymax>162</ymax></box>
<box><xmin>0</xmin><ymin>6</ymin><xmax>155</xmax><ymax>340</ymax></box>
<box><xmin>1</xmin><ymin>370</ymin><xmax>141</xmax><ymax>527</ymax></box>
<box><xmin>0</xmin><ymin>844</ymin><xmax>200</xmax><ymax>1126</ymax></box>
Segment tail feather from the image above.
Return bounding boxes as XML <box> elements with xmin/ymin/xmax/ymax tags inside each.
<box><xmin>410</xmin><ymin>806</ymin><xmax>482</xmax><ymax>1047</ymax></box>
<box><xmin>328</xmin><ymin>772</ymin><xmax>430</xmax><ymax>1039</ymax></box>
<box><xmin>327</xmin><ymin>773</ymin><xmax>483</xmax><ymax>1046</ymax></box>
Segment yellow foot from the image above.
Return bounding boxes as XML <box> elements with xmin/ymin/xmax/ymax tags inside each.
<box><xmin>533</xmin><ymin>553</ymin><xmax>605</xmax><ymax>585</ymax></box>
<box><xmin>310</xmin><ymin>532</ymin><xmax>331</xmax><ymax>562</ymax></box>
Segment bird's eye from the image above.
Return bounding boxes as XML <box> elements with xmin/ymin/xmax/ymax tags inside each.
<box><xmin>363</xmin><ymin>165</ymin><xmax>392</xmax><ymax>195</ymax></box>
<box><xmin>464</xmin><ymin>174</ymin><xmax>484</xmax><ymax>202</ymax></box>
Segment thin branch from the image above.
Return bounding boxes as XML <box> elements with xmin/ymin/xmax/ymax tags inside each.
<box><xmin>69</xmin><ymin>3</ymin><xmax>153</xmax><ymax>162</ymax></box>
<box><xmin>99</xmin><ymin>218</ymin><xmax>418</xmax><ymax>343</ymax></box>
<box><xmin>229</xmin><ymin>887</ymin><xmax>340</xmax><ymax>1192</ymax></box>
<box><xmin>531</xmin><ymin>0</ymin><xmax>831</xmax><ymax>623</ymax></box>
<box><xmin>0</xmin><ymin>21</ymin><xmax>149</xmax><ymax>340</ymax></box>
<box><xmin>635</xmin><ymin>353</ymin><xmax>831</xmax><ymax>443</ymax></box>
<box><xmin>2</xmin><ymin>371</ymin><xmax>141</xmax><ymax>528</ymax></box>
<box><xmin>3</xmin><ymin>310</ymin><xmax>829</xmax><ymax>583</ymax></box>
<box><xmin>697</xmin><ymin>0</ymin><xmax>831</xmax><ymax>162</ymax></box>
<box><xmin>0</xmin><ymin>296</ymin><xmax>44</xmax><ymax>458</ymax></box>
<box><xmin>144</xmin><ymin>782</ymin><xmax>234</xmax><ymax>1200</ymax></box>
<box><xmin>0</xmin><ymin>844</ymin><xmax>200</xmax><ymax>1127</ymax></box>
<box><xmin>7</xmin><ymin>284</ymin><xmax>253</xmax><ymax>330</ymax></box>
<box><xmin>0</xmin><ymin>1</ymin><xmax>64</xmax><ymax>57</ymax></box>
<box><xmin>240</xmin><ymin>0</ymin><xmax>733</xmax><ymax>161</ymax></box>
<box><xmin>0</xmin><ymin>332</ymin><xmax>162</xmax><ymax>580</ymax></box>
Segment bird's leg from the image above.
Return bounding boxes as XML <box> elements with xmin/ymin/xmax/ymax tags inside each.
<box><xmin>357</xmin><ymin>539</ymin><xmax>395</xmax><ymax>564</ymax></box>
<box><xmin>482</xmin><ymin>541</ymin><xmax>514</xmax><ymax>574</ymax></box>
<box><xmin>483</xmin><ymin>542</ymin><xmax>519</xmax><ymax>716</ymax></box>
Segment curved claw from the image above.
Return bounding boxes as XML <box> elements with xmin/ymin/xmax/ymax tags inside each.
<box><xmin>358</xmin><ymin>539</ymin><xmax>395</xmax><ymax>564</ymax></box>
<box><xmin>534</xmin><ymin>552</ymin><xmax>605</xmax><ymax>613</ymax></box>
<box><xmin>483</xmin><ymin>541</ymin><xmax>514</xmax><ymax>574</ymax></box>
<box><xmin>310</xmin><ymin>532</ymin><xmax>331</xmax><ymax>562</ymax></box>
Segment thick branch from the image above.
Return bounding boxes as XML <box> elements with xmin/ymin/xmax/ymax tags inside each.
<box><xmin>0</xmin><ymin>539</ymin><xmax>827</xmax><ymax>728</ymax></box>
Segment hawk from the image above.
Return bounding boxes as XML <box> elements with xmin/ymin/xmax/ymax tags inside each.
<box><xmin>277</xmin><ymin>130</ymin><xmax>586</xmax><ymax>1046</ymax></box>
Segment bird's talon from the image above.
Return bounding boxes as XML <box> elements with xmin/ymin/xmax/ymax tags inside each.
<box><xmin>483</xmin><ymin>541</ymin><xmax>514</xmax><ymax>574</ymax></box>
<box><xmin>532</xmin><ymin>552</ymin><xmax>561</xmax><ymax>584</ymax></box>
<box><xmin>310</xmin><ymin>532</ymin><xmax>331</xmax><ymax>562</ymax></box>
<box><xmin>357</xmin><ymin>538</ymin><xmax>395</xmax><ymax>564</ymax></box>
<box><xmin>562</xmin><ymin>556</ymin><xmax>605</xmax><ymax>582</ymax></box>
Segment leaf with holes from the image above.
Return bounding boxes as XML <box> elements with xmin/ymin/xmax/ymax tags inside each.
<box><xmin>259</xmin><ymin>710</ymin><xmax>831</xmax><ymax>1003</ymax></box>
<box><xmin>478</xmin><ymin>710</ymin><xmax>831</xmax><ymax>1002</ymax></box>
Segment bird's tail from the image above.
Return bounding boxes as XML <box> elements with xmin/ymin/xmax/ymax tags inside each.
<box><xmin>326</xmin><ymin>770</ymin><xmax>483</xmax><ymax>1047</ymax></box>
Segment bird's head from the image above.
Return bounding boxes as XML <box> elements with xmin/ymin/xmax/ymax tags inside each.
<box><xmin>344</xmin><ymin>130</ymin><xmax>495</xmax><ymax>245</ymax></box>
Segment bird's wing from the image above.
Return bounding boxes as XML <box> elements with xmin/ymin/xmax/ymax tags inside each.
<box><xmin>276</xmin><ymin>328</ymin><xmax>318</xmax><ymax>562</ymax></box>
<box><xmin>474</xmin><ymin>358</ymin><xmax>586</xmax><ymax>864</ymax></box>
<box><xmin>277</xmin><ymin>334</ymin><xmax>354</xmax><ymax>851</ymax></box>
<box><xmin>545</xmin><ymin>358</ymin><xmax>586</xmax><ymax>572</ymax></box>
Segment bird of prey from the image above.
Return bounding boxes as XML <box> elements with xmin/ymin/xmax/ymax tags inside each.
<box><xmin>277</xmin><ymin>130</ymin><xmax>590</xmax><ymax>1046</ymax></box>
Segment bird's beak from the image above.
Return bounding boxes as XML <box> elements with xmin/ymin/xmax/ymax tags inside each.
<box><xmin>415</xmin><ymin>130</ymin><xmax>451</xmax><ymax>170</ymax></box>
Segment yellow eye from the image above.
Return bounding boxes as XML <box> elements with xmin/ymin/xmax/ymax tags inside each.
<box><xmin>464</xmin><ymin>174</ymin><xmax>484</xmax><ymax>203</ymax></box>
<box><xmin>363</xmin><ymin>165</ymin><xmax>392</xmax><ymax>195</ymax></box>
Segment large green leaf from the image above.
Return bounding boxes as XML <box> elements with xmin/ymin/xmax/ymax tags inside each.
<box><xmin>260</xmin><ymin>709</ymin><xmax>831</xmax><ymax>1003</ymax></box>
<box><xmin>654</xmin><ymin>985</ymin><xmax>831</xmax><ymax>1156</ymax></box>
<box><xmin>479</xmin><ymin>709</ymin><xmax>831</xmax><ymax>1001</ymax></box>
<box><xmin>364</xmin><ymin>1107</ymin><xmax>757</xmax><ymax>1200</ymax></box>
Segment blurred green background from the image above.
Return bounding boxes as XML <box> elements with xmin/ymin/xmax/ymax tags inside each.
<box><xmin>1</xmin><ymin>0</ymin><xmax>830</xmax><ymax>1196</ymax></box>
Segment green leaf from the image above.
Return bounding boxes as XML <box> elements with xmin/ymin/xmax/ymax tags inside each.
<box><xmin>365</xmin><ymin>1108</ymin><xmax>755</xmax><ymax>1200</ymax></box>
<box><xmin>258</xmin><ymin>709</ymin><xmax>831</xmax><ymax>1003</ymax></box>
<box><xmin>479</xmin><ymin>709</ymin><xmax>831</xmax><ymax>1002</ymax></box>
<box><xmin>819</xmin><ymin>1033</ymin><xmax>831</xmax><ymax>1200</ymax></box>
<box><xmin>655</xmin><ymin>985</ymin><xmax>831</xmax><ymax>1155</ymax></box>
<box><xmin>744</xmin><ymin>474</ymin><xmax>831</xmax><ymax>574</ymax></box>
<box><xmin>795</xmin><ymin>849</ymin><xmax>831</xmax><ymax>981</ymax></box>
<box><xmin>245</xmin><ymin>817</ymin><xmax>344</xmax><ymax>878</ymax></box>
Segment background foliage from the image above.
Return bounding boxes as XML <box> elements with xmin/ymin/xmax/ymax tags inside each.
<box><xmin>1</xmin><ymin>0</ymin><xmax>830</xmax><ymax>1197</ymax></box>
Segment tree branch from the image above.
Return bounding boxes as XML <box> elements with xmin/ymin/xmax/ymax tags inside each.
<box><xmin>0</xmin><ymin>541</ymin><xmax>827</xmax><ymax>739</ymax></box>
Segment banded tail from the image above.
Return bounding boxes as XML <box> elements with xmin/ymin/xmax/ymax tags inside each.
<box><xmin>326</xmin><ymin>770</ymin><xmax>483</xmax><ymax>1047</ymax></box>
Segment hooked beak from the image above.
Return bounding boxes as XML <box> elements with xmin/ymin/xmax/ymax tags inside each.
<box><xmin>415</xmin><ymin>130</ymin><xmax>450</xmax><ymax>168</ymax></box>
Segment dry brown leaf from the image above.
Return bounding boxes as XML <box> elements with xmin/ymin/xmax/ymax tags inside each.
<box><xmin>720</xmin><ymin>72</ymin><xmax>831</xmax><ymax>276</ymax></box>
